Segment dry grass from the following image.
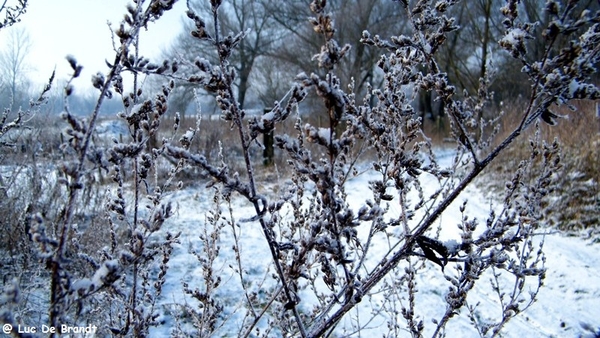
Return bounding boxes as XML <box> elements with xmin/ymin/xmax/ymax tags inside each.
<box><xmin>483</xmin><ymin>100</ymin><xmax>599</xmax><ymax>231</ymax></box>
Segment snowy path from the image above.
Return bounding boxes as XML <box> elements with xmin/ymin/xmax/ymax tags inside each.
<box><xmin>155</xmin><ymin>171</ymin><xmax>600</xmax><ymax>337</ymax></box>
<box><xmin>521</xmin><ymin>234</ymin><xmax>600</xmax><ymax>337</ymax></box>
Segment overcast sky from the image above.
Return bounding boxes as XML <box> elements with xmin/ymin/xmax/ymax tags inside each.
<box><xmin>0</xmin><ymin>0</ymin><xmax>188</xmax><ymax>93</ymax></box>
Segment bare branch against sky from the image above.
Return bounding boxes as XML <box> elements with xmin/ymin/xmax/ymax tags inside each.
<box><xmin>0</xmin><ymin>0</ymin><xmax>186</xmax><ymax>92</ymax></box>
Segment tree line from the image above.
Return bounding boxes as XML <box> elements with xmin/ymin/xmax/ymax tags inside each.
<box><xmin>162</xmin><ymin>0</ymin><xmax>599</xmax><ymax>124</ymax></box>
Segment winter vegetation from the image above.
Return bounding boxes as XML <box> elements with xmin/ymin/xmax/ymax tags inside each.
<box><xmin>0</xmin><ymin>0</ymin><xmax>599</xmax><ymax>337</ymax></box>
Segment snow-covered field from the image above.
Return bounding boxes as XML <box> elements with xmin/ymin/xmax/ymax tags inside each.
<box><xmin>147</xmin><ymin>146</ymin><xmax>600</xmax><ymax>337</ymax></box>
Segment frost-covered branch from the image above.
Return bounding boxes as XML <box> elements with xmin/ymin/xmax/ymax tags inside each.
<box><xmin>5</xmin><ymin>0</ymin><xmax>598</xmax><ymax>337</ymax></box>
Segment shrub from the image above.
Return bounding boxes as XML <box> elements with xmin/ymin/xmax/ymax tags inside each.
<box><xmin>1</xmin><ymin>0</ymin><xmax>599</xmax><ymax>337</ymax></box>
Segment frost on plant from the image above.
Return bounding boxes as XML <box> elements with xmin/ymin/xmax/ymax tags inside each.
<box><xmin>0</xmin><ymin>0</ymin><xmax>598</xmax><ymax>337</ymax></box>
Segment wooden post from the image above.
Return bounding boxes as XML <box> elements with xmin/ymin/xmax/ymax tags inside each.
<box><xmin>263</xmin><ymin>107</ymin><xmax>274</xmax><ymax>166</ymax></box>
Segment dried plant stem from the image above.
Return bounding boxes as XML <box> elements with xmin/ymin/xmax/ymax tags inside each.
<box><xmin>308</xmin><ymin>119</ymin><xmax>534</xmax><ymax>337</ymax></box>
<box><xmin>50</xmin><ymin>60</ymin><xmax>121</xmax><ymax>330</ymax></box>
<box><xmin>205</xmin><ymin>2</ymin><xmax>309</xmax><ymax>335</ymax></box>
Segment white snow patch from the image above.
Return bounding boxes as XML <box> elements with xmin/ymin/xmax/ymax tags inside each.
<box><xmin>150</xmin><ymin>150</ymin><xmax>600</xmax><ymax>337</ymax></box>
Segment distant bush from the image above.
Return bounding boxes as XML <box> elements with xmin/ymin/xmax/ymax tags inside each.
<box><xmin>483</xmin><ymin>100</ymin><xmax>599</xmax><ymax>233</ymax></box>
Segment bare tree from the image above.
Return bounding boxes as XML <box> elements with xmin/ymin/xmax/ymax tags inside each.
<box><xmin>162</xmin><ymin>0</ymin><xmax>281</xmax><ymax>117</ymax></box>
<box><xmin>166</xmin><ymin>0</ymin><xmax>409</xmax><ymax>115</ymax></box>
<box><xmin>432</xmin><ymin>0</ymin><xmax>500</xmax><ymax>96</ymax></box>
<box><xmin>268</xmin><ymin>0</ymin><xmax>408</xmax><ymax>97</ymax></box>
<box><xmin>0</xmin><ymin>2</ymin><xmax>51</xmax><ymax>153</ymax></box>
<box><xmin>0</xmin><ymin>27</ymin><xmax>32</xmax><ymax>110</ymax></box>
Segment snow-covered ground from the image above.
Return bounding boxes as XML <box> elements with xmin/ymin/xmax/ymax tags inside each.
<box><xmin>152</xmin><ymin>155</ymin><xmax>600</xmax><ymax>337</ymax></box>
